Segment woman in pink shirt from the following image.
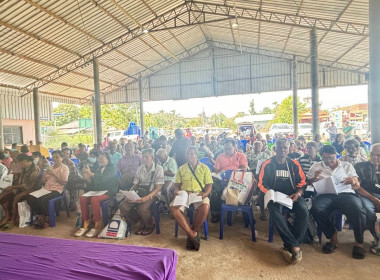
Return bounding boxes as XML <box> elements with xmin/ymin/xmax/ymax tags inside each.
<box><xmin>2</xmin><ymin>149</ymin><xmax>13</xmax><ymax>170</ymax></box>
<box><xmin>27</xmin><ymin>150</ymin><xmax>69</xmax><ymax>229</ymax></box>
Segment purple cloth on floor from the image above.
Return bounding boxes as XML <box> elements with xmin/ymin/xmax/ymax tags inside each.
<box><xmin>0</xmin><ymin>233</ymin><xmax>177</xmax><ymax>280</ymax></box>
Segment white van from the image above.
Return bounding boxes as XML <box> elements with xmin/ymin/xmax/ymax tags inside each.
<box><xmin>107</xmin><ymin>130</ymin><xmax>139</xmax><ymax>142</ymax></box>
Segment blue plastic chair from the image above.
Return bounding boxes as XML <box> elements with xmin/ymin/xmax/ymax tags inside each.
<box><xmin>30</xmin><ymin>184</ymin><xmax>70</xmax><ymax>227</ymax></box>
<box><xmin>175</xmin><ymin>204</ymin><xmax>209</xmax><ymax>240</ymax></box>
<box><xmin>316</xmin><ymin>210</ymin><xmax>351</xmax><ymax>243</ymax></box>
<box><xmin>199</xmin><ymin>157</ymin><xmax>214</xmax><ymax>172</ymax></box>
<box><xmin>219</xmin><ymin>203</ymin><xmax>256</xmax><ymax>242</ymax></box>
<box><xmin>100</xmin><ymin>171</ymin><xmax>121</xmax><ymax>226</ymax></box>
<box><xmin>152</xmin><ymin>200</ymin><xmax>161</xmax><ymax>234</ymax></box>
<box><xmin>363</xmin><ymin>141</ymin><xmax>371</xmax><ymax>151</ymax></box>
<box><xmin>219</xmin><ymin>169</ymin><xmax>256</xmax><ymax>242</ymax></box>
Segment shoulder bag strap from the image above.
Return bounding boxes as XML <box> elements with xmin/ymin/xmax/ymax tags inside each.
<box><xmin>187</xmin><ymin>163</ymin><xmax>205</xmax><ymax>192</ymax></box>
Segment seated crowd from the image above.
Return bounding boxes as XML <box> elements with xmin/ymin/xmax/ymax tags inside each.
<box><xmin>0</xmin><ymin>128</ymin><xmax>379</xmax><ymax>263</ymax></box>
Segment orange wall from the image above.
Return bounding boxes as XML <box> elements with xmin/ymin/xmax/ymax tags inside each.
<box><xmin>3</xmin><ymin>119</ymin><xmax>35</xmax><ymax>146</ymax></box>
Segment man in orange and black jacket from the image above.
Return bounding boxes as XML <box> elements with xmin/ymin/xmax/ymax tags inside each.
<box><xmin>258</xmin><ymin>138</ymin><xmax>308</xmax><ymax>265</ymax></box>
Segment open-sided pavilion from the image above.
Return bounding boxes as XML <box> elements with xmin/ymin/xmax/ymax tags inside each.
<box><xmin>0</xmin><ymin>0</ymin><xmax>378</xmax><ymax>146</ymax></box>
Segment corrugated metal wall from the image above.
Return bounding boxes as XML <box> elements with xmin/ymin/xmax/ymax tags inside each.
<box><xmin>105</xmin><ymin>47</ymin><xmax>367</xmax><ymax>104</ymax></box>
<box><xmin>0</xmin><ymin>87</ymin><xmax>78</xmax><ymax>121</ymax></box>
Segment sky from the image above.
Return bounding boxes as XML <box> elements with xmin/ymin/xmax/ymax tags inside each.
<box><xmin>142</xmin><ymin>84</ymin><xmax>368</xmax><ymax>118</ymax></box>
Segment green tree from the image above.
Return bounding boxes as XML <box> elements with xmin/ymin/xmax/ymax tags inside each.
<box><xmin>53</xmin><ymin>104</ymin><xmax>80</xmax><ymax>126</ymax></box>
<box><xmin>259</xmin><ymin>107</ymin><xmax>273</xmax><ymax>114</ymax></box>
<box><xmin>270</xmin><ymin>96</ymin><xmax>308</xmax><ymax>125</ymax></box>
<box><xmin>249</xmin><ymin>99</ymin><xmax>256</xmax><ymax>115</ymax></box>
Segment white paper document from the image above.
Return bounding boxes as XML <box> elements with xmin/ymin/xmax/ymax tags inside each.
<box><xmin>119</xmin><ymin>190</ymin><xmax>141</xmax><ymax>202</ymax></box>
<box><xmin>172</xmin><ymin>190</ymin><xmax>203</xmax><ymax>208</ymax></box>
<box><xmin>211</xmin><ymin>172</ymin><xmax>222</xmax><ymax>180</ymax></box>
<box><xmin>0</xmin><ymin>174</ymin><xmax>13</xmax><ymax>190</ymax></box>
<box><xmin>30</xmin><ymin>188</ymin><xmax>52</xmax><ymax>198</ymax></box>
<box><xmin>313</xmin><ymin>168</ymin><xmax>352</xmax><ymax>195</ymax></box>
<box><xmin>82</xmin><ymin>191</ymin><xmax>108</xmax><ymax>197</ymax></box>
<box><xmin>264</xmin><ymin>189</ymin><xmax>293</xmax><ymax>209</ymax></box>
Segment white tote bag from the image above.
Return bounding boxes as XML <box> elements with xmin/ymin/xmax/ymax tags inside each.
<box><xmin>18</xmin><ymin>201</ymin><xmax>31</xmax><ymax>228</ymax></box>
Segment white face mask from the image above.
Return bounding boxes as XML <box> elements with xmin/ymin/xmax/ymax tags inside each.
<box><xmin>33</xmin><ymin>158</ymin><xmax>39</xmax><ymax>165</ymax></box>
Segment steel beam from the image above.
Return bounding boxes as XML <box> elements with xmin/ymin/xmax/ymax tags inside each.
<box><xmin>0</xmin><ymin>94</ymin><xmax>3</xmax><ymax>149</ymax></box>
<box><xmin>18</xmin><ymin>1</ymin><xmax>368</xmax><ymax>97</ymax></box>
<box><xmin>33</xmin><ymin>88</ymin><xmax>41</xmax><ymax>143</ymax></box>
<box><xmin>292</xmin><ymin>56</ymin><xmax>298</xmax><ymax>138</ymax></box>
<box><xmin>93</xmin><ymin>58</ymin><xmax>102</xmax><ymax>144</ymax></box>
<box><xmin>185</xmin><ymin>1</ymin><xmax>368</xmax><ymax>36</ymax></box>
<box><xmin>94</xmin><ymin>40</ymin><xmax>367</xmax><ymax>101</ymax></box>
<box><xmin>310</xmin><ymin>27</ymin><xmax>320</xmax><ymax>137</ymax></box>
<box><xmin>139</xmin><ymin>78</ymin><xmax>145</xmax><ymax>137</ymax></box>
<box><xmin>369</xmin><ymin>0</ymin><xmax>380</xmax><ymax>143</ymax></box>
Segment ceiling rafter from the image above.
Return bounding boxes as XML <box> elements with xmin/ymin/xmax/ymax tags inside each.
<box><xmin>257</xmin><ymin>0</ymin><xmax>262</xmax><ymax>52</ymax></box>
<box><xmin>0</xmin><ymin>83</ymin><xmax>86</xmax><ymax>101</ymax></box>
<box><xmin>330</xmin><ymin>36</ymin><xmax>367</xmax><ymax>65</ymax></box>
<box><xmin>281</xmin><ymin>0</ymin><xmax>305</xmax><ymax>54</ymax></box>
<box><xmin>316</xmin><ymin>0</ymin><xmax>355</xmax><ymax>46</ymax></box>
<box><xmin>0</xmin><ymin>47</ymin><xmax>58</xmax><ymax>69</ymax></box>
<box><xmin>224</xmin><ymin>0</ymin><xmax>237</xmax><ymax>50</ymax></box>
<box><xmin>95</xmin><ymin>40</ymin><xmax>367</xmax><ymax>103</ymax></box>
<box><xmin>87</xmin><ymin>0</ymin><xmax>151</xmax><ymax>70</ymax></box>
<box><xmin>23</xmin><ymin>0</ymin><xmax>139</xmax><ymax>81</ymax></box>
<box><xmin>13</xmin><ymin>0</ymin><xmax>367</xmax><ymax>100</ymax></box>
<box><xmin>185</xmin><ymin>1</ymin><xmax>368</xmax><ymax>36</ymax></box>
<box><xmin>140</xmin><ymin>0</ymin><xmax>189</xmax><ymax>56</ymax></box>
<box><xmin>18</xmin><ymin>2</ymin><xmax>189</xmax><ymax>94</ymax></box>
<box><xmin>0</xmin><ymin>68</ymin><xmax>93</xmax><ymax>92</ymax></box>
<box><xmin>109</xmin><ymin>0</ymin><xmax>179</xmax><ymax>61</ymax></box>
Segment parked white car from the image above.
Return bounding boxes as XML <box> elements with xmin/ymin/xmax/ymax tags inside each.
<box><xmin>107</xmin><ymin>130</ymin><xmax>139</xmax><ymax>142</ymax></box>
<box><xmin>269</xmin><ymin>123</ymin><xmax>293</xmax><ymax>137</ymax></box>
<box><xmin>298</xmin><ymin>123</ymin><xmax>312</xmax><ymax>137</ymax></box>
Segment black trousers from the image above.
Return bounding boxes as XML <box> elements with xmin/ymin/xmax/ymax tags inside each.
<box><xmin>27</xmin><ymin>191</ymin><xmax>61</xmax><ymax>216</ymax></box>
<box><xmin>268</xmin><ymin>197</ymin><xmax>309</xmax><ymax>249</ymax></box>
<box><xmin>311</xmin><ymin>193</ymin><xmax>367</xmax><ymax>244</ymax></box>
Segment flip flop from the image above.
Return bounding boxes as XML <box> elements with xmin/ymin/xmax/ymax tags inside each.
<box><xmin>135</xmin><ymin>228</ymin><xmax>144</xmax><ymax>235</ymax></box>
<box><xmin>1</xmin><ymin>223</ymin><xmax>13</xmax><ymax>231</ymax></box>
<box><xmin>186</xmin><ymin>237</ymin><xmax>195</xmax><ymax>250</ymax></box>
<box><xmin>142</xmin><ymin>227</ymin><xmax>154</xmax><ymax>236</ymax></box>
<box><xmin>190</xmin><ymin>232</ymin><xmax>201</xmax><ymax>251</ymax></box>
<box><xmin>352</xmin><ymin>246</ymin><xmax>366</xmax><ymax>259</ymax></box>
<box><xmin>322</xmin><ymin>241</ymin><xmax>338</xmax><ymax>254</ymax></box>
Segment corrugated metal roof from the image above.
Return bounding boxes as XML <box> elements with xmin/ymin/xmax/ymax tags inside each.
<box><xmin>0</xmin><ymin>0</ymin><xmax>369</xmax><ymax>103</ymax></box>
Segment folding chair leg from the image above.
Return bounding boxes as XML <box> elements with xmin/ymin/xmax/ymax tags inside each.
<box><xmin>227</xmin><ymin>211</ymin><xmax>232</xmax><ymax>226</ymax></box>
<box><xmin>48</xmin><ymin>201</ymin><xmax>56</xmax><ymax>227</ymax></box>
<box><xmin>247</xmin><ymin>209</ymin><xmax>256</xmax><ymax>242</ymax></box>
<box><xmin>64</xmin><ymin>197</ymin><xmax>70</xmax><ymax>217</ymax></box>
<box><xmin>175</xmin><ymin>222</ymin><xmax>179</xmax><ymax>237</ymax></box>
<box><xmin>203</xmin><ymin>219</ymin><xmax>208</xmax><ymax>240</ymax></box>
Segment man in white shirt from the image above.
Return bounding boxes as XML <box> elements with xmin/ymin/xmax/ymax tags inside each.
<box><xmin>326</xmin><ymin>122</ymin><xmax>338</xmax><ymax>144</ymax></box>
<box><xmin>307</xmin><ymin>145</ymin><xmax>367</xmax><ymax>259</ymax></box>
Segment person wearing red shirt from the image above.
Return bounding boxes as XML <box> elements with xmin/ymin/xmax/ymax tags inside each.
<box><xmin>211</xmin><ymin>139</ymin><xmax>248</xmax><ymax>222</ymax></box>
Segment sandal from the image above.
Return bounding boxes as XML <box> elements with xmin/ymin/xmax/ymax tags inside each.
<box><xmin>190</xmin><ymin>232</ymin><xmax>201</xmax><ymax>251</ymax></box>
<box><xmin>186</xmin><ymin>237</ymin><xmax>195</xmax><ymax>250</ymax></box>
<box><xmin>280</xmin><ymin>247</ymin><xmax>292</xmax><ymax>264</ymax></box>
<box><xmin>1</xmin><ymin>223</ymin><xmax>13</xmax><ymax>231</ymax></box>
<box><xmin>135</xmin><ymin>228</ymin><xmax>144</xmax><ymax>235</ymax></box>
<box><xmin>322</xmin><ymin>242</ymin><xmax>338</xmax><ymax>254</ymax></box>
<box><xmin>142</xmin><ymin>227</ymin><xmax>154</xmax><ymax>236</ymax></box>
<box><xmin>352</xmin><ymin>246</ymin><xmax>366</xmax><ymax>259</ymax></box>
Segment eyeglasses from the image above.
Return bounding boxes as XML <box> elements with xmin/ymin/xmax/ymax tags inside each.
<box><xmin>371</xmin><ymin>152</ymin><xmax>380</xmax><ymax>158</ymax></box>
